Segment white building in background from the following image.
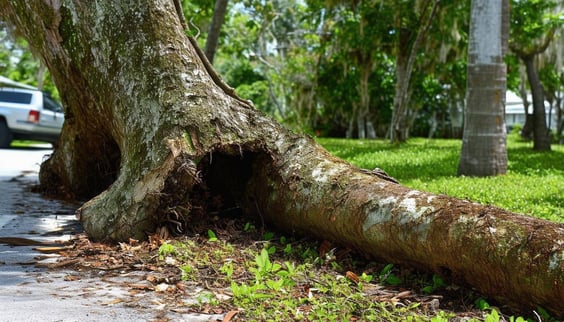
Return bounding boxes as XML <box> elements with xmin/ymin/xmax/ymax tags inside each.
<box><xmin>505</xmin><ymin>91</ymin><xmax>559</xmax><ymax>130</ymax></box>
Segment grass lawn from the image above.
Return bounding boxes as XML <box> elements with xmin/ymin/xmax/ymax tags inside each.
<box><xmin>318</xmin><ymin>134</ymin><xmax>564</xmax><ymax>223</ymax></box>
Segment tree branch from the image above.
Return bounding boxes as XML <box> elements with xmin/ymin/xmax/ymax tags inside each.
<box><xmin>172</xmin><ymin>0</ymin><xmax>254</xmax><ymax>109</ymax></box>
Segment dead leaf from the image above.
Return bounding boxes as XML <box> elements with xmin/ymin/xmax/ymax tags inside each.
<box><xmin>176</xmin><ymin>282</ymin><xmax>186</xmax><ymax>294</ymax></box>
<box><xmin>318</xmin><ymin>240</ymin><xmax>332</xmax><ymax>258</ymax></box>
<box><xmin>34</xmin><ymin>246</ymin><xmax>72</xmax><ymax>254</ymax></box>
<box><xmin>63</xmin><ymin>274</ymin><xmax>80</xmax><ymax>281</ymax></box>
<box><xmin>155</xmin><ymin>283</ymin><xmax>170</xmax><ymax>292</ymax></box>
<box><xmin>345</xmin><ymin>271</ymin><xmax>359</xmax><ymax>284</ymax></box>
<box><xmin>43</xmin><ymin>258</ymin><xmax>80</xmax><ymax>269</ymax></box>
<box><xmin>222</xmin><ymin>310</ymin><xmax>239</xmax><ymax>321</ymax></box>
<box><xmin>103</xmin><ymin>298</ymin><xmax>124</xmax><ymax>306</ymax></box>
<box><xmin>129</xmin><ymin>282</ymin><xmax>154</xmax><ymax>291</ymax></box>
<box><xmin>392</xmin><ymin>290</ymin><xmax>412</xmax><ymax>300</ymax></box>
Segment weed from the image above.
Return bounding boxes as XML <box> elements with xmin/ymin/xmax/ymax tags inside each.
<box><xmin>220</xmin><ymin>261</ymin><xmax>234</xmax><ymax>280</ymax></box>
<box><xmin>251</xmin><ymin>248</ymin><xmax>282</xmax><ymax>280</ymax></box>
<box><xmin>422</xmin><ymin>274</ymin><xmax>445</xmax><ymax>294</ymax></box>
<box><xmin>430</xmin><ymin>311</ymin><xmax>456</xmax><ymax>321</ymax></box>
<box><xmin>262</xmin><ymin>231</ymin><xmax>275</xmax><ymax>240</ymax></box>
<box><xmin>484</xmin><ymin>309</ymin><xmax>500</xmax><ymax>322</ymax></box>
<box><xmin>180</xmin><ymin>264</ymin><xmax>195</xmax><ymax>281</ymax></box>
<box><xmin>207</xmin><ymin>229</ymin><xmax>218</xmax><ymax>242</ymax></box>
<box><xmin>379</xmin><ymin>263</ymin><xmax>402</xmax><ymax>286</ymax></box>
<box><xmin>157</xmin><ymin>242</ymin><xmax>175</xmax><ymax>260</ymax></box>
<box><xmin>243</xmin><ymin>222</ymin><xmax>255</xmax><ymax>232</ymax></box>
<box><xmin>474</xmin><ymin>297</ymin><xmax>491</xmax><ymax>310</ymax></box>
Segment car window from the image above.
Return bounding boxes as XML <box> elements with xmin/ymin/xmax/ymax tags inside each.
<box><xmin>43</xmin><ymin>94</ymin><xmax>63</xmax><ymax>112</ymax></box>
<box><xmin>0</xmin><ymin>91</ymin><xmax>33</xmax><ymax>104</ymax></box>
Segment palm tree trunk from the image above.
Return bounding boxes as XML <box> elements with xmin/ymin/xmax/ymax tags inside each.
<box><xmin>458</xmin><ymin>0</ymin><xmax>508</xmax><ymax>177</ymax></box>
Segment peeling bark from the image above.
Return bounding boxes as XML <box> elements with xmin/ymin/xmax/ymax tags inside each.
<box><xmin>1</xmin><ymin>0</ymin><xmax>564</xmax><ymax>316</ymax></box>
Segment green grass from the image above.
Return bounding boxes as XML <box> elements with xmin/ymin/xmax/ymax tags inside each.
<box><xmin>317</xmin><ymin>134</ymin><xmax>564</xmax><ymax>222</ymax></box>
<box><xmin>10</xmin><ymin>140</ymin><xmax>52</xmax><ymax>148</ymax></box>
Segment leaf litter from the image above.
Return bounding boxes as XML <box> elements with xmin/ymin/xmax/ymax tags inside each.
<box><xmin>34</xmin><ymin>213</ymin><xmax>520</xmax><ymax>321</ymax></box>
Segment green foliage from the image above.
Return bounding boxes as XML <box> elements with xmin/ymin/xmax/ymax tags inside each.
<box><xmin>510</xmin><ymin>0</ymin><xmax>563</xmax><ymax>52</ymax></box>
<box><xmin>207</xmin><ymin>229</ymin><xmax>218</xmax><ymax>242</ymax></box>
<box><xmin>421</xmin><ymin>274</ymin><xmax>445</xmax><ymax>294</ymax></box>
<box><xmin>180</xmin><ymin>264</ymin><xmax>195</xmax><ymax>281</ymax></box>
<box><xmin>0</xmin><ymin>26</ymin><xmax>59</xmax><ymax>99</ymax></box>
<box><xmin>379</xmin><ymin>263</ymin><xmax>402</xmax><ymax>286</ymax></box>
<box><xmin>484</xmin><ymin>309</ymin><xmax>500</xmax><ymax>322</ymax></box>
<box><xmin>150</xmin><ymin>220</ymin><xmax>540</xmax><ymax>321</ymax></box>
<box><xmin>179</xmin><ymin>0</ymin><xmax>215</xmax><ymax>38</ymax></box>
<box><xmin>509</xmin><ymin>317</ymin><xmax>527</xmax><ymax>322</ymax></box>
<box><xmin>243</xmin><ymin>221</ymin><xmax>255</xmax><ymax>232</ymax></box>
<box><xmin>474</xmin><ymin>297</ymin><xmax>491</xmax><ymax>310</ymax></box>
<box><xmin>157</xmin><ymin>242</ymin><xmax>176</xmax><ymax>260</ymax></box>
<box><xmin>251</xmin><ymin>248</ymin><xmax>282</xmax><ymax>281</ymax></box>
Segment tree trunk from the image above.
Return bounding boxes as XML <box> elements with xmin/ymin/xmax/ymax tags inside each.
<box><xmin>390</xmin><ymin>32</ymin><xmax>412</xmax><ymax>143</ymax></box>
<box><xmin>523</xmin><ymin>55</ymin><xmax>552</xmax><ymax>151</ymax></box>
<box><xmin>519</xmin><ymin>71</ymin><xmax>534</xmax><ymax>139</ymax></box>
<box><xmin>458</xmin><ymin>0</ymin><xmax>508</xmax><ymax>177</ymax></box>
<box><xmin>2</xmin><ymin>0</ymin><xmax>564</xmax><ymax>316</ymax></box>
<box><xmin>204</xmin><ymin>0</ymin><xmax>229</xmax><ymax>64</ymax></box>
<box><xmin>390</xmin><ymin>0</ymin><xmax>440</xmax><ymax>144</ymax></box>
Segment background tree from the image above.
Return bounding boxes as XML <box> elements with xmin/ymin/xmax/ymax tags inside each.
<box><xmin>389</xmin><ymin>0</ymin><xmax>440</xmax><ymax>143</ymax></box>
<box><xmin>204</xmin><ymin>0</ymin><xmax>229</xmax><ymax>63</ymax></box>
<box><xmin>0</xmin><ymin>23</ymin><xmax>58</xmax><ymax>96</ymax></box>
<box><xmin>458</xmin><ymin>0</ymin><xmax>509</xmax><ymax>177</ymax></box>
<box><xmin>509</xmin><ymin>0</ymin><xmax>562</xmax><ymax>151</ymax></box>
<box><xmin>538</xmin><ymin>11</ymin><xmax>564</xmax><ymax>143</ymax></box>
<box><xmin>175</xmin><ymin>0</ymin><xmax>563</xmax><ymax>142</ymax></box>
<box><xmin>314</xmin><ymin>1</ymin><xmax>387</xmax><ymax>138</ymax></box>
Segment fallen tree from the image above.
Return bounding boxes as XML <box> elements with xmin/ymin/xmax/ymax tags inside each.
<box><xmin>1</xmin><ymin>0</ymin><xmax>563</xmax><ymax>316</ymax></box>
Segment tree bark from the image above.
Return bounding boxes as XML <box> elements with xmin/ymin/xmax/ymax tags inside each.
<box><xmin>458</xmin><ymin>0</ymin><xmax>508</xmax><ymax>177</ymax></box>
<box><xmin>1</xmin><ymin>0</ymin><xmax>564</xmax><ymax>316</ymax></box>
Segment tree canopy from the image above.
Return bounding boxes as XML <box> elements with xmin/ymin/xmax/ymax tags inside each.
<box><xmin>1</xmin><ymin>0</ymin><xmax>563</xmax><ymax>142</ymax></box>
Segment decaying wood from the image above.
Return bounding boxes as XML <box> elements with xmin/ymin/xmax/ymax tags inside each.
<box><xmin>0</xmin><ymin>0</ymin><xmax>563</xmax><ymax>316</ymax></box>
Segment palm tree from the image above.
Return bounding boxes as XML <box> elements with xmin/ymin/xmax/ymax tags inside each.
<box><xmin>458</xmin><ymin>0</ymin><xmax>509</xmax><ymax>176</ymax></box>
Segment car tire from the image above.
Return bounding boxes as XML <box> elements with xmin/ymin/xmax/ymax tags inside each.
<box><xmin>0</xmin><ymin>119</ymin><xmax>13</xmax><ymax>148</ymax></box>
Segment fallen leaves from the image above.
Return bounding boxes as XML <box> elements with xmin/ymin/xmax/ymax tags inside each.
<box><xmin>222</xmin><ymin>310</ymin><xmax>239</xmax><ymax>322</ymax></box>
<box><xmin>345</xmin><ymin>270</ymin><xmax>360</xmax><ymax>284</ymax></box>
<box><xmin>38</xmin><ymin>223</ymin><xmax>482</xmax><ymax>321</ymax></box>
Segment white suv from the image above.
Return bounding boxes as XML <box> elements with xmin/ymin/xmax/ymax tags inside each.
<box><xmin>0</xmin><ymin>86</ymin><xmax>64</xmax><ymax>148</ymax></box>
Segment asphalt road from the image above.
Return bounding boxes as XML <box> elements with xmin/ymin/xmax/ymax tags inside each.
<box><xmin>0</xmin><ymin>147</ymin><xmax>222</xmax><ymax>322</ymax></box>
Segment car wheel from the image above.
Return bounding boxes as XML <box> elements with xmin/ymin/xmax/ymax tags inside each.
<box><xmin>0</xmin><ymin>119</ymin><xmax>13</xmax><ymax>148</ymax></box>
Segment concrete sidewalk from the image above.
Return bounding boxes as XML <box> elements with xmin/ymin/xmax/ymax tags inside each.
<box><xmin>0</xmin><ymin>149</ymin><xmax>222</xmax><ymax>321</ymax></box>
<box><xmin>0</xmin><ymin>148</ymin><xmax>158</xmax><ymax>321</ymax></box>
